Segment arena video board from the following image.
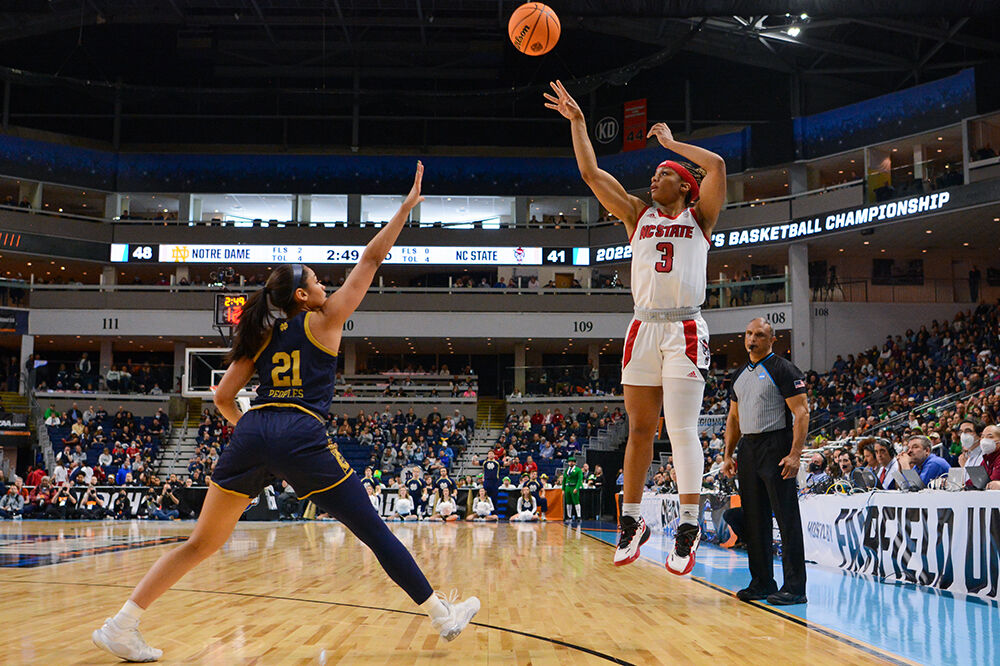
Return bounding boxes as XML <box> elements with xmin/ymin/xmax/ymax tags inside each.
<box><xmin>110</xmin><ymin>243</ymin><xmax>590</xmax><ymax>266</ymax></box>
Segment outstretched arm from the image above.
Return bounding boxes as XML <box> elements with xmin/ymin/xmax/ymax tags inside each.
<box><xmin>320</xmin><ymin>162</ymin><xmax>425</xmax><ymax>325</ymax></box>
<box><xmin>647</xmin><ymin>123</ymin><xmax>727</xmax><ymax>235</ymax></box>
<box><xmin>544</xmin><ymin>80</ymin><xmax>646</xmax><ymax>236</ymax></box>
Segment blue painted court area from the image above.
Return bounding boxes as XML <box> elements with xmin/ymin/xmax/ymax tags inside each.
<box><xmin>582</xmin><ymin>526</ymin><xmax>998</xmax><ymax>666</ymax></box>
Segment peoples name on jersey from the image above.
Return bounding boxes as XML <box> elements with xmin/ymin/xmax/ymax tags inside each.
<box><xmin>266</xmin><ymin>388</ymin><xmax>304</xmax><ymax>399</ymax></box>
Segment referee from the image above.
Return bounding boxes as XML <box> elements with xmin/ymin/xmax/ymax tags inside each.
<box><xmin>720</xmin><ymin>317</ymin><xmax>809</xmax><ymax>606</ymax></box>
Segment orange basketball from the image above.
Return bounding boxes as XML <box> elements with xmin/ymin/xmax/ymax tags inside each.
<box><xmin>508</xmin><ymin>2</ymin><xmax>560</xmax><ymax>56</ymax></box>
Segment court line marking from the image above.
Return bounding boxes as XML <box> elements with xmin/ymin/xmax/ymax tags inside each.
<box><xmin>0</xmin><ymin>579</ymin><xmax>635</xmax><ymax>665</ymax></box>
<box><xmin>577</xmin><ymin>529</ymin><xmax>916</xmax><ymax>666</ymax></box>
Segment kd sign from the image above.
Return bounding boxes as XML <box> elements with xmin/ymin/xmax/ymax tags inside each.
<box><xmin>594</xmin><ymin>116</ymin><xmax>619</xmax><ymax>144</ymax></box>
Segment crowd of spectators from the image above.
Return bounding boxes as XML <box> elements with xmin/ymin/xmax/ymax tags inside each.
<box><xmin>43</xmin><ymin>403</ymin><xmax>168</xmax><ymax>482</ymax></box>
<box><xmin>695</xmin><ymin>304</ymin><xmax>1000</xmax><ymax>496</ymax></box>
<box><xmin>189</xmin><ymin>409</ymin><xmax>232</xmax><ymax>484</ymax></box>
<box><xmin>0</xmin><ymin>404</ymin><xmax>181</xmax><ymax>520</ymax></box>
<box><xmin>335</xmin><ymin>365</ymin><xmax>477</xmax><ymax>399</ymax></box>
<box><xmin>802</xmin><ymin>404</ymin><xmax>1000</xmax><ymax>494</ymax></box>
<box><xmin>649</xmin><ymin>303</ymin><xmax>1000</xmax><ymax>496</ymax></box>
<box><xmin>26</xmin><ymin>352</ymin><xmax>174</xmax><ymax>395</ymax></box>
<box><xmin>480</xmin><ymin>406</ymin><xmax>623</xmax><ymax>482</ymax></box>
<box><xmin>328</xmin><ymin>406</ymin><xmax>474</xmax><ymax>483</ymax></box>
<box><xmin>512</xmin><ymin>366</ymin><xmax>622</xmax><ymax>399</ymax></box>
<box><xmin>802</xmin><ymin>304</ymin><xmax>999</xmax><ymax>439</ymax></box>
<box><xmin>696</xmin><ymin>304</ymin><xmax>1000</xmax><ymax>440</ymax></box>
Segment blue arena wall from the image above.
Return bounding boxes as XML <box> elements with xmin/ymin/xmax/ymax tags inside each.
<box><xmin>0</xmin><ymin>129</ymin><xmax>748</xmax><ymax>196</ymax></box>
<box><xmin>0</xmin><ymin>68</ymin><xmax>978</xmax><ymax>195</ymax></box>
<box><xmin>793</xmin><ymin>68</ymin><xmax>976</xmax><ymax>159</ymax></box>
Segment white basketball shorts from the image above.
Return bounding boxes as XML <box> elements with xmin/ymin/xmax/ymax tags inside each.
<box><xmin>620</xmin><ymin>315</ymin><xmax>710</xmax><ymax>385</ymax></box>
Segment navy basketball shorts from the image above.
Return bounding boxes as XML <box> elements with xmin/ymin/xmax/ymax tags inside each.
<box><xmin>211</xmin><ymin>407</ymin><xmax>353</xmax><ymax>500</ymax></box>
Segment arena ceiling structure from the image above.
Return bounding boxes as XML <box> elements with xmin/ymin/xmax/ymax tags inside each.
<box><xmin>0</xmin><ymin>1</ymin><xmax>997</xmax><ymax>150</ymax></box>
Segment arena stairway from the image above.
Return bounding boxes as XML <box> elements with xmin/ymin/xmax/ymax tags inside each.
<box><xmin>154</xmin><ymin>421</ymin><xmax>202</xmax><ymax>479</ymax></box>
<box><xmin>0</xmin><ymin>391</ymin><xmax>30</xmax><ymax>415</ymax></box>
<box><xmin>476</xmin><ymin>397</ymin><xmax>506</xmax><ymax>430</ymax></box>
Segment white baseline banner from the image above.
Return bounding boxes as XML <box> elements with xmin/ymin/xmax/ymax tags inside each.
<box><xmin>641</xmin><ymin>490</ymin><xmax>1000</xmax><ymax>601</ymax></box>
<box><xmin>800</xmin><ymin>491</ymin><xmax>999</xmax><ymax>601</ymax></box>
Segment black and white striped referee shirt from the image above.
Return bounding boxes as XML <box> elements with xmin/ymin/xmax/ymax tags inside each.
<box><xmin>729</xmin><ymin>352</ymin><xmax>807</xmax><ymax>434</ymax></box>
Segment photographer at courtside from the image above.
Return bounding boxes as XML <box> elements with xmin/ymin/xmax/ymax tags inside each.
<box><xmin>721</xmin><ymin>317</ymin><xmax>810</xmax><ymax>606</ymax></box>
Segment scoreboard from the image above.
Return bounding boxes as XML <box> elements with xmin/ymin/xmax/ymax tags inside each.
<box><xmin>215</xmin><ymin>293</ymin><xmax>247</xmax><ymax>326</ymax></box>
<box><xmin>110</xmin><ymin>243</ymin><xmax>590</xmax><ymax>266</ymax></box>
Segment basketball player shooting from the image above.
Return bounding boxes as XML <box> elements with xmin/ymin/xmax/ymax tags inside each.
<box><xmin>91</xmin><ymin>162</ymin><xmax>480</xmax><ymax>662</ymax></box>
<box><xmin>545</xmin><ymin>80</ymin><xmax>726</xmax><ymax>574</ymax></box>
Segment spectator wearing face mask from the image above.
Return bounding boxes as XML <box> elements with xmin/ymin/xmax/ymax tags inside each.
<box><xmin>974</xmin><ymin>424</ymin><xmax>1000</xmax><ymax>489</ymax></box>
<box><xmin>804</xmin><ymin>453</ymin><xmax>829</xmax><ymax>490</ymax></box>
<box><xmin>954</xmin><ymin>419</ymin><xmax>985</xmax><ymax>477</ymax></box>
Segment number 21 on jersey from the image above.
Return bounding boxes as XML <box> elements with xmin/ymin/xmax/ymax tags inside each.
<box><xmin>271</xmin><ymin>350</ymin><xmax>302</xmax><ymax>386</ymax></box>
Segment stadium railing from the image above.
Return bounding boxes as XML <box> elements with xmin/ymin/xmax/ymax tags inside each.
<box><xmin>13</xmin><ymin>276</ymin><xmax>790</xmax><ymax>311</ymax></box>
<box><xmin>25</xmin><ymin>371</ymin><xmax>55</xmax><ymax>473</ymax></box>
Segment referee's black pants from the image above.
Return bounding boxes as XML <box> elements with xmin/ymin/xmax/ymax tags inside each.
<box><xmin>737</xmin><ymin>429</ymin><xmax>806</xmax><ymax>595</ymax></box>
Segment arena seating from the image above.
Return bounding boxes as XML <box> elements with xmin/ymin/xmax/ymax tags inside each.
<box><xmin>324</xmin><ymin>408</ymin><xmax>474</xmax><ymax>480</ymax></box>
<box><xmin>335</xmin><ymin>372</ymin><xmax>478</xmax><ymax>398</ymax></box>
<box><xmin>489</xmin><ymin>407</ymin><xmax>622</xmax><ymax>481</ymax></box>
<box><xmin>45</xmin><ymin>407</ymin><xmax>165</xmax><ymax>482</ymax></box>
<box><xmin>804</xmin><ymin>303</ymin><xmax>999</xmax><ymax>440</ymax></box>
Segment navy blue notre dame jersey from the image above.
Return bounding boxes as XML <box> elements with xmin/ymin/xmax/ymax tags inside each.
<box><xmin>250</xmin><ymin>311</ymin><xmax>337</xmax><ymax>419</ymax></box>
<box><xmin>483</xmin><ymin>459</ymin><xmax>500</xmax><ymax>484</ymax></box>
<box><xmin>406</xmin><ymin>478</ymin><xmax>424</xmax><ymax>501</ymax></box>
<box><xmin>435</xmin><ymin>476</ymin><xmax>457</xmax><ymax>495</ymax></box>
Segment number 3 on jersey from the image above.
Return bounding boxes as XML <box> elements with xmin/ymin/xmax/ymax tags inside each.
<box><xmin>654</xmin><ymin>242</ymin><xmax>673</xmax><ymax>273</ymax></box>
<box><xmin>271</xmin><ymin>350</ymin><xmax>302</xmax><ymax>386</ymax></box>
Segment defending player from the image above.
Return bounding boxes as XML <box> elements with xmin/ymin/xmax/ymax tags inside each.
<box><xmin>545</xmin><ymin>80</ymin><xmax>726</xmax><ymax>574</ymax></box>
<box><xmin>92</xmin><ymin>162</ymin><xmax>480</xmax><ymax>662</ymax></box>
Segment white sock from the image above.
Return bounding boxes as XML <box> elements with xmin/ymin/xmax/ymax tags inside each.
<box><xmin>113</xmin><ymin>600</ymin><xmax>145</xmax><ymax>629</ymax></box>
<box><xmin>575</xmin><ymin>504</ymin><xmax>582</xmax><ymax>519</ymax></box>
<box><xmin>679</xmin><ymin>503</ymin><xmax>698</xmax><ymax>526</ymax></box>
<box><xmin>622</xmin><ymin>503</ymin><xmax>641</xmax><ymax>520</ymax></box>
<box><xmin>421</xmin><ymin>594</ymin><xmax>450</xmax><ymax>621</ymax></box>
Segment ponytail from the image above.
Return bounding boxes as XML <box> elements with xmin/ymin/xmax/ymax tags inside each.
<box><xmin>226</xmin><ymin>264</ymin><xmax>306</xmax><ymax>363</ymax></box>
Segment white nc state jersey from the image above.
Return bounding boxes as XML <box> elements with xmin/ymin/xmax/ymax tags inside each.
<box><xmin>629</xmin><ymin>205</ymin><xmax>709</xmax><ymax>309</ymax></box>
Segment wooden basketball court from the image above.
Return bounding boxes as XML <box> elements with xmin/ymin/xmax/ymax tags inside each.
<box><xmin>0</xmin><ymin>520</ymin><xmax>897</xmax><ymax>664</ymax></box>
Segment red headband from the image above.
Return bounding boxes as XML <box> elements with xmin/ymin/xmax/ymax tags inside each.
<box><xmin>657</xmin><ymin>160</ymin><xmax>700</xmax><ymax>201</ymax></box>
